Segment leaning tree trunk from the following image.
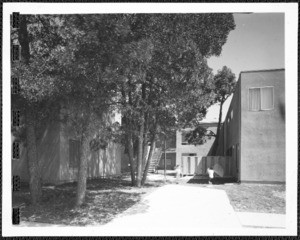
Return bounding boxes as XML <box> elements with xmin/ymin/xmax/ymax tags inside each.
<box><xmin>26</xmin><ymin>110</ymin><xmax>42</xmax><ymax>205</ymax></box>
<box><xmin>141</xmin><ymin>138</ymin><xmax>156</xmax><ymax>186</ymax></box>
<box><xmin>141</xmin><ymin>112</ymin><xmax>149</xmax><ymax>171</ymax></box>
<box><xmin>141</xmin><ymin>132</ymin><xmax>149</xmax><ymax>173</ymax></box>
<box><xmin>212</xmin><ymin>100</ymin><xmax>224</xmax><ymax>155</ymax></box>
<box><xmin>76</xmin><ymin>137</ymin><xmax>90</xmax><ymax>206</ymax></box>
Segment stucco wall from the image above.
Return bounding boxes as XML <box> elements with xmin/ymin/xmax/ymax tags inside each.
<box><xmin>240</xmin><ymin>70</ymin><xmax>285</xmax><ymax>182</ymax></box>
<box><xmin>59</xmin><ymin>109</ymin><xmax>122</xmax><ymax>183</ymax></box>
<box><xmin>198</xmin><ymin>123</ymin><xmax>218</xmax><ymax>157</ymax></box>
<box><xmin>217</xmin><ymin>80</ymin><xmax>241</xmax><ymax>179</ymax></box>
<box><xmin>176</xmin><ymin>124</ymin><xmax>217</xmax><ymax>168</ymax></box>
<box><xmin>12</xmin><ymin>121</ymin><xmax>61</xmax><ymax>184</ymax></box>
<box><xmin>87</xmin><ymin>142</ymin><xmax>122</xmax><ymax>178</ymax></box>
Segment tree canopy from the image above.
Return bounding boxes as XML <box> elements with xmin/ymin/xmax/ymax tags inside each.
<box><xmin>185</xmin><ymin>66</ymin><xmax>236</xmax><ymax>149</ymax></box>
<box><xmin>12</xmin><ymin>13</ymin><xmax>236</xmax><ymax>203</ymax></box>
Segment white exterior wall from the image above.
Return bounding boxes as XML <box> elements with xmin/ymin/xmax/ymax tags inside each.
<box><xmin>175</xmin><ymin>129</ymin><xmax>204</xmax><ymax>165</ymax></box>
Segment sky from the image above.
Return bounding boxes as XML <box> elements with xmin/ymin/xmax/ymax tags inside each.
<box><xmin>202</xmin><ymin>13</ymin><xmax>285</xmax><ymax>122</ymax></box>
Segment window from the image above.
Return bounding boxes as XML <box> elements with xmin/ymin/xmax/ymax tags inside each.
<box><xmin>69</xmin><ymin>139</ymin><xmax>80</xmax><ymax>168</ymax></box>
<box><xmin>182</xmin><ymin>153</ymin><xmax>197</xmax><ymax>157</ymax></box>
<box><xmin>166</xmin><ymin>159</ymin><xmax>172</xmax><ymax>167</ymax></box>
<box><xmin>181</xmin><ymin>131</ymin><xmax>191</xmax><ymax>145</ymax></box>
<box><xmin>249</xmin><ymin>86</ymin><xmax>274</xmax><ymax>111</ymax></box>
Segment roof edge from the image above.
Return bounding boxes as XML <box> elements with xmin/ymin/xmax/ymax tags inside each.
<box><xmin>240</xmin><ymin>68</ymin><xmax>285</xmax><ymax>74</ymax></box>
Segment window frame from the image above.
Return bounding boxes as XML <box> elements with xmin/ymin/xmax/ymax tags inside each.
<box><xmin>248</xmin><ymin>86</ymin><xmax>274</xmax><ymax>111</ymax></box>
<box><xmin>181</xmin><ymin>131</ymin><xmax>192</xmax><ymax>145</ymax></box>
<box><xmin>182</xmin><ymin>153</ymin><xmax>197</xmax><ymax>157</ymax></box>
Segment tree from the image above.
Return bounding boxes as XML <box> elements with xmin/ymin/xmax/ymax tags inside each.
<box><xmin>211</xmin><ymin>66</ymin><xmax>236</xmax><ymax>154</ymax></box>
<box><xmin>58</xmin><ymin>15</ymin><xmax>124</xmax><ymax>205</ymax></box>
<box><xmin>61</xmin><ymin>94</ymin><xmax>118</xmax><ymax>206</ymax></box>
<box><xmin>12</xmin><ymin>15</ymin><xmax>75</xmax><ymax>205</ymax></box>
<box><xmin>185</xmin><ymin>66</ymin><xmax>236</xmax><ymax>153</ymax></box>
<box><xmin>104</xmin><ymin>14</ymin><xmax>236</xmax><ymax>186</ymax></box>
<box><xmin>12</xmin><ymin>14</ymin><xmax>236</xmax><ymax>205</ymax></box>
<box><xmin>12</xmin><ymin>14</ymin><xmax>122</xmax><ymax>205</ymax></box>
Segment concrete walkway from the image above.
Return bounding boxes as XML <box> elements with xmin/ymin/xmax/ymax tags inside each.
<box><xmin>98</xmin><ymin>184</ymin><xmax>241</xmax><ymax>235</ymax></box>
<box><xmin>236</xmin><ymin>212</ymin><xmax>285</xmax><ymax>229</ymax></box>
<box><xmin>16</xmin><ymin>182</ymin><xmax>286</xmax><ymax>235</ymax></box>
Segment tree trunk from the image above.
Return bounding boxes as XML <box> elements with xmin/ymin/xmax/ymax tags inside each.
<box><xmin>126</xmin><ymin>129</ymin><xmax>136</xmax><ymax>186</ymax></box>
<box><xmin>76</xmin><ymin>137</ymin><xmax>89</xmax><ymax>206</ymax></box>
<box><xmin>142</xmin><ymin>128</ymin><xmax>149</xmax><ymax>172</ymax></box>
<box><xmin>212</xmin><ymin>101</ymin><xmax>224</xmax><ymax>155</ymax></box>
<box><xmin>141</xmin><ymin>85</ymin><xmax>148</xmax><ymax>173</ymax></box>
<box><xmin>136</xmin><ymin>121</ymin><xmax>144</xmax><ymax>187</ymax></box>
<box><xmin>20</xmin><ymin>15</ymin><xmax>42</xmax><ymax>205</ymax></box>
<box><xmin>141</xmin><ymin>137</ymin><xmax>156</xmax><ymax>186</ymax></box>
<box><xmin>26</xmin><ymin>110</ymin><xmax>42</xmax><ymax>205</ymax></box>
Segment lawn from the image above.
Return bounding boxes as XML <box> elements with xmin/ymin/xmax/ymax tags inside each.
<box><xmin>210</xmin><ymin>183</ymin><xmax>286</xmax><ymax>214</ymax></box>
<box><xmin>186</xmin><ymin>175</ymin><xmax>286</xmax><ymax>214</ymax></box>
<box><xmin>12</xmin><ymin>177</ymin><xmax>162</xmax><ymax>226</ymax></box>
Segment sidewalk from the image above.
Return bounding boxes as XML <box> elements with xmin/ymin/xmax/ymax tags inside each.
<box><xmin>236</xmin><ymin>212</ymin><xmax>285</xmax><ymax>229</ymax></box>
<box><xmin>16</xmin><ymin>181</ymin><xmax>286</xmax><ymax>234</ymax></box>
<box><xmin>98</xmin><ymin>184</ymin><xmax>242</xmax><ymax>235</ymax></box>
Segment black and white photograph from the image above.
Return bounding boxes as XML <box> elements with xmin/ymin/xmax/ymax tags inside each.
<box><xmin>2</xmin><ymin>2</ymin><xmax>298</xmax><ymax>237</ymax></box>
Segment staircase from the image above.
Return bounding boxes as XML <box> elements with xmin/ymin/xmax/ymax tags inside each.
<box><xmin>148</xmin><ymin>148</ymin><xmax>163</xmax><ymax>173</ymax></box>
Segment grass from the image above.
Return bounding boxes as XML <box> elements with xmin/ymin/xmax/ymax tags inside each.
<box><xmin>186</xmin><ymin>175</ymin><xmax>286</xmax><ymax>214</ymax></box>
<box><xmin>12</xmin><ymin>177</ymin><xmax>162</xmax><ymax>226</ymax></box>
<box><xmin>210</xmin><ymin>183</ymin><xmax>286</xmax><ymax>214</ymax></box>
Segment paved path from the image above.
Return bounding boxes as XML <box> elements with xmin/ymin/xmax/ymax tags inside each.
<box><xmin>17</xmin><ymin>182</ymin><xmax>286</xmax><ymax>234</ymax></box>
<box><xmin>236</xmin><ymin>212</ymin><xmax>285</xmax><ymax>229</ymax></box>
<box><xmin>99</xmin><ymin>184</ymin><xmax>241</xmax><ymax>235</ymax></box>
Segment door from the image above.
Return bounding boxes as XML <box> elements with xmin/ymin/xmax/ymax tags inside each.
<box><xmin>181</xmin><ymin>156</ymin><xmax>197</xmax><ymax>175</ymax></box>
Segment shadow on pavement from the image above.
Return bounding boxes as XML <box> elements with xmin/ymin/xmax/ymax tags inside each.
<box><xmin>187</xmin><ymin>175</ymin><xmax>237</xmax><ymax>185</ymax></box>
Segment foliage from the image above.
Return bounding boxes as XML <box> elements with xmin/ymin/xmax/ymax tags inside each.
<box><xmin>12</xmin><ymin>13</ymin><xmax>236</xmax><ymax>199</ymax></box>
<box><xmin>89</xmin><ymin>122</ymin><xmax>123</xmax><ymax>151</ymax></box>
<box><xmin>94</xmin><ymin>14</ymin><xmax>236</xmax><ymax>186</ymax></box>
<box><xmin>186</xmin><ymin>66</ymin><xmax>236</xmax><ymax>146</ymax></box>
<box><xmin>185</xmin><ymin>126</ymin><xmax>216</xmax><ymax>145</ymax></box>
<box><xmin>213</xmin><ymin>66</ymin><xmax>236</xmax><ymax>103</ymax></box>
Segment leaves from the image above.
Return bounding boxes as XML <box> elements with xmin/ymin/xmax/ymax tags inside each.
<box><xmin>12</xmin><ymin>13</ymin><xmax>236</xmax><ymax>190</ymax></box>
<box><xmin>185</xmin><ymin>126</ymin><xmax>215</xmax><ymax>145</ymax></box>
<box><xmin>213</xmin><ymin>66</ymin><xmax>236</xmax><ymax>102</ymax></box>
<box><xmin>186</xmin><ymin>66</ymin><xmax>236</xmax><ymax>146</ymax></box>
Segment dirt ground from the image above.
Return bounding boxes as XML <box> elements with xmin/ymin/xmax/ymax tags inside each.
<box><xmin>13</xmin><ymin>173</ymin><xmax>285</xmax><ymax>226</ymax></box>
<box><xmin>13</xmin><ymin>177</ymin><xmax>161</xmax><ymax>226</ymax></box>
